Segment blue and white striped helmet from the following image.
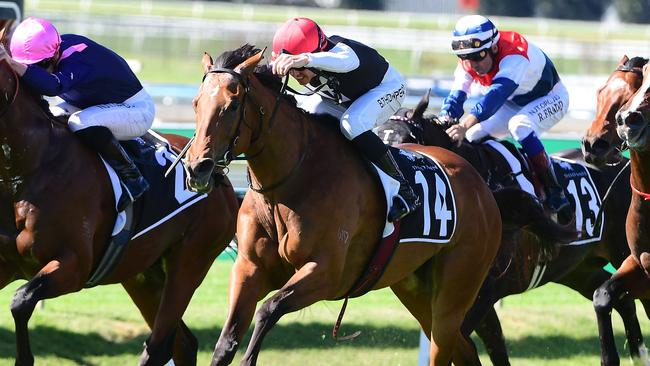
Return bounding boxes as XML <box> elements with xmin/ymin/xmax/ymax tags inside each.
<box><xmin>451</xmin><ymin>15</ymin><xmax>499</xmax><ymax>56</ymax></box>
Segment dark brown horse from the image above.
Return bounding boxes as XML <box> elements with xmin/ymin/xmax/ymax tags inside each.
<box><xmin>593</xmin><ymin>58</ymin><xmax>650</xmax><ymax>366</ymax></box>
<box><xmin>375</xmin><ymin>91</ymin><xmax>646</xmax><ymax>366</ymax></box>
<box><xmin>184</xmin><ymin>44</ymin><xmax>502</xmax><ymax>366</ymax></box>
<box><xmin>0</xmin><ymin>56</ymin><xmax>239</xmax><ymax>366</ymax></box>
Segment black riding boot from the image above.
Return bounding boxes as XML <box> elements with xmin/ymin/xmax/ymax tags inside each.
<box><xmin>352</xmin><ymin>131</ymin><xmax>421</xmax><ymax>222</ymax></box>
<box><xmin>75</xmin><ymin>126</ymin><xmax>150</xmax><ymax>212</ymax></box>
<box><xmin>529</xmin><ymin>150</ymin><xmax>570</xmax><ymax>213</ymax></box>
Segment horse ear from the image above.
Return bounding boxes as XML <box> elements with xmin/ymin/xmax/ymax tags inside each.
<box><xmin>619</xmin><ymin>55</ymin><xmax>629</xmax><ymax>66</ymax></box>
<box><xmin>234</xmin><ymin>47</ymin><xmax>265</xmax><ymax>76</ymax></box>
<box><xmin>202</xmin><ymin>52</ymin><xmax>214</xmax><ymax>74</ymax></box>
<box><xmin>0</xmin><ymin>19</ymin><xmax>14</xmax><ymax>50</ymax></box>
<box><xmin>412</xmin><ymin>89</ymin><xmax>431</xmax><ymax>119</ymax></box>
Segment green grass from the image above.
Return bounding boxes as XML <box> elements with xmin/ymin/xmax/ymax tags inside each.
<box><xmin>0</xmin><ymin>260</ymin><xmax>648</xmax><ymax>365</ymax></box>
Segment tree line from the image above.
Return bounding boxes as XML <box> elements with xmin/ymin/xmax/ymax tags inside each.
<box><xmin>481</xmin><ymin>0</ymin><xmax>650</xmax><ymax>23</ymax></box>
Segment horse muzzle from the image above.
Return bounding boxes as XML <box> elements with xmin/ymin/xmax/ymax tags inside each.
<box><xmin>618</xmin><ymin>110</ymin><xmax>650</xmax><ymax>150</ymax></box>
<box><xmin>186</xmin><ymin>158</ymin><xmax>216</xmax><ymax>193</ymax></box>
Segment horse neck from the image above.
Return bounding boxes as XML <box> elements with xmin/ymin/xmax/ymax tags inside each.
<box><xmin>422</xmin><ymin>121</ymin><xmax>453</xmax><ymax>150</ymax></box>
<box><xmin>245</xmin><ymin>78</ymin><xmax>314</xmax><ymax>193</ymax></box>
<box><xmin>629</xmin><ymin>149</ymin><xmax>650</xmax><ymax>195</ymax></box>
<box><xmin>0</xmin><ymin>96</ymin><xmax>65</xmax><ymax>192</ymax></box>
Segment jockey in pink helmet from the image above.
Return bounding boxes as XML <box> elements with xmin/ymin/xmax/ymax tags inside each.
<box><xmin>271</xmin><ymin>17</ymin><xmax>420</xmax><ymax>222</ymax></box>
<box><xmin>1</xmin><ymin>17</ymin><xmax>154</xmax><ymax>212</ymax></box>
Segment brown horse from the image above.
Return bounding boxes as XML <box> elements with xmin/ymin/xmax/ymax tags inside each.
<box><xmin>0</xmin><ymin>56</ymin><xmax>238</xmax><ymax>366</ymax></box>
<box><xmin>594</xmin><ymin>59</ymin><xmax>650</xmax><ymax>366</ymax></box>
<box><xmin>583</xmin><ymin>55</ymin><xmax>648</xmax><ymax>166</ymax></box>
<box><xmin>376</xmin><ymin>92</ymin><xmax>646</xmax><ymax>366</ymax></box>
<box><xmin>184</xmin><ymin>44</ymin><xmax>501</xmax><ymax>365</ymax></box>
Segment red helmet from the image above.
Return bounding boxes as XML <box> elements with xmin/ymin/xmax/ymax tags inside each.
<box><xmin>272</xmin><ymin>18</ymin><xmax>327</xmax><ymax>59</ymax></box>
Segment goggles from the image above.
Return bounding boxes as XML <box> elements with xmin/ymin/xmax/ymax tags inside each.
<box><xmin>451</xmin><ymin>37</ymin><xmax>492</xmax><ymax>52</ymax></box>
<box><xmin>457</xmin><ymin>49</ymin><xmax>488</xmax><ymax>62</ymax></box>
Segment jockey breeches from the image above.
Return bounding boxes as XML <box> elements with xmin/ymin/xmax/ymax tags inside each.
<box><xmin>294</xmin><ymin>66</ymin><xmax>406</xmax><ymax>140</ymax></box>
<box><xmin>465</xmin><ymin>81</ymin><xmax>570</xmax><ymax>143</ymax></box>
<box><xmin>60</xmin><ymin>88</ymin><xmax>155</xmax><ymax>141</ymax></box>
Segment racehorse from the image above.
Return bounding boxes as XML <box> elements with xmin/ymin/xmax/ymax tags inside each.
<box><xmin>183</xmin><ymin>44</ymin><xmax>502</xmax><ymax>366</ymax></box>
<box><xmin>593</xmin><ymin>57</ymin><xmax>650</xmax><ymax>366</ymax></box>
<box><xmin>375</xmin><ymin>91</ymin><xmax>646</xmax><ymax>366</ymax></box>
<box><xmin>583</xmin><ymin>55</ymin><xmax>648</xmax><ymax>166</ymax></box>
<box><xmin>0</xmin><ymin>55</ymin><xmax>239</xmax><ymax>365</ymax></box>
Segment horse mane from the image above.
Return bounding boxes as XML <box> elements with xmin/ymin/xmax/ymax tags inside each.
<box><xmin>212</xmin><ymin>44</ymin><xmax>341</xmax><ymax>132</ymax></box>
<box><xmin>626</xmin><ymin>56</ymin><xmax>649</xmax><ymax>69</ymax></box>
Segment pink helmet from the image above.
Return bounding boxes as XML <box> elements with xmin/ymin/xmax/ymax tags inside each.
<box><xmin>10</xmin><ymin>17</ymin><xmax>61</xmax><ymax>65</ymax></box>
<box><xmin>272</xmin><ymin>18</ymin><xmax>327</xmax><ymax>60</ymax></box>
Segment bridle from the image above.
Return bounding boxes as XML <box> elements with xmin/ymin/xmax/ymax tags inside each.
<box><xmin>199</xmin><ymin>65</ymin><xmax>308</xmax><ymax>193</ymax></box>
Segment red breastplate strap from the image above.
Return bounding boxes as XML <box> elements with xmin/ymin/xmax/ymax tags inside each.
<box><xmin>631</xmin><ymin>176</ymin><xmax>650</xmax><ymax>200</ymax></box>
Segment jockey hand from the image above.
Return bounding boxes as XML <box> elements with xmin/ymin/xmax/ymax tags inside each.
<box><xmin>446</xmin><ymin>114</ymin><xmax>479</xmax><ymax>146</ymax></box>
<box><xmin>271</xmin><ymin>53</ymin><xmax>310</xmax><ymax>76</ymax></box>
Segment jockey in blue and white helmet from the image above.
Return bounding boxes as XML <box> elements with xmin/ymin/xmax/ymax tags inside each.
<box><xmin>441</xmin><ymin>15</ymin><xmax>571</xmax><ymax>213</ymax></box>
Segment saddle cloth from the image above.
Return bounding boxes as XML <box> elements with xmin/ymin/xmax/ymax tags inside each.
<box><xmin>103</xmin><ymin>130</ymin><xmax>208</xmax><ymax>240</ymax></box>
<box><xmin>481</xmin><ymin>140</ymin><xmax>604</xmax><ymax>245</ymax></box>
<box><xmin>375</xmin><ymin>146</ymin><xmax>457</xmax><ymax>244</ymax></box>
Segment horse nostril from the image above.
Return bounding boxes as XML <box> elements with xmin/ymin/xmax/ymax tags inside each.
<box><xmin>195</xmin><ymin>159</ymin><xmax>215</xmax><ymax>176</ymax></box>
<box><xmin>622</xmin><ymin>111</ymin><xmax>645</xmax><ymax>127</ymax></box>
<box><xmin>591</xmin><ymin>139</ymin><xmax>610</xmax><ymax>154</ymax></box>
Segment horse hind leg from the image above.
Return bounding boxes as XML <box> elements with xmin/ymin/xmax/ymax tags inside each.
<box><xmin>122</xmin><ymin>266</ymin><xmax>198</xmax><ymax>366</ymax></box>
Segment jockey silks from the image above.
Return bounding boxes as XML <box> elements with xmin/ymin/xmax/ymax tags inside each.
<box><xmin>21</xmin><ymin>34</ymin><xmax>143</xmax><ymax>109</ymax></box>
<box><xmin>305</xmin><ymin>35</ymin><xmax>389</xmax><ymax>105</ymax></box>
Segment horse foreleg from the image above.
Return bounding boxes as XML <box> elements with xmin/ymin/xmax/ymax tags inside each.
<box><xmin>239</xmin><ymin>260</ymin><xmax>339</xmax><ymax>366</ymax></box>
<box><xmin>593</xmin><ymin>256</ymin><xmax>643</xmax><ymax>366</ymax></box>
<box><xmin>12</xmin><ymin>256</ymin><xmax>84</xmax><ymax>366</ymax></box>
<box><xmin>212</xmin><ymin>256</ymin><xmax>274</xmax><ymax>366</ymax></box>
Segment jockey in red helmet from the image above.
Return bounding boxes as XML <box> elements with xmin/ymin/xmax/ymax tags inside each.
<box><xmin>0</xmin><ymin>17</ymin><xmax>153</xmax><ymax>212</ymax></box>
<box><xmin>271</xmin><ymin>17</ymin><xmax>420</xmax><ymax>222</ymax></box>
<box><xmin>441</xmin><ymin>15</ymin><xmax>570</xmax><ymax>213</ymax></box>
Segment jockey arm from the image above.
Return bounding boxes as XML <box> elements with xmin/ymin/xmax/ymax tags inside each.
<box><xmin>21</xmin><ymin>62</ymin><xmax>91</xmax><ymax>97</ymax></box>
<box><xmin>272</xmin><ymin>43</ymin><xmax>360</xmax><ymax>76</ymax></box>
<box><xmin>306</xmin><ymin>43</ymin><xmax>360</xmax><ymax>73</ymax></box>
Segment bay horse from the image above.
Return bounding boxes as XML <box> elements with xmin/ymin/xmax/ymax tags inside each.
<box><xmin>184</xmin><ymin>44</ymin><xmax>502</xmax><ymax>366</ymax></box>
<box><xmin>594</xmin><ymin>58</ymin><xmax>650</xmax><ymax>366</ymax></box>
<box><xmin>0</xmin><ymin>55</ymin><xmax>239</xmax><ymax>366</ymax></box>
<box><xmin>375</xmin><ymin>91</ymin><xmax>647</xmax><ymax>365</ymax></box>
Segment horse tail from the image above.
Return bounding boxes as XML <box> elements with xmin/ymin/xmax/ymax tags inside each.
<box><xmin>492</xmin><ymin>187</ymin><xmax>578</xmax><ymax>245</ymax></box>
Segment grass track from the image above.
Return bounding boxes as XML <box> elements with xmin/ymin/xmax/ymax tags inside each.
<box><xmin>0</xmin><ymin>260</ymin><xmax>648</xmax><ymax>365</ymax></box>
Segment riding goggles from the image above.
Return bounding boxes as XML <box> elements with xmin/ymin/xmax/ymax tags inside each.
<box><xmin>457</xmin><ymin>49</ymin><xmax>488</xmax><ymax>62</ymax></box>
<box><xmin>451</xmin><ymin>37</ymin><xmax>492</xmax><ymax>52</ymax></box>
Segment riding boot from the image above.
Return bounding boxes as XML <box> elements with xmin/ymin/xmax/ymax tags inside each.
<box><xmin>528</xmin><ymin>150</ymin><xmax>570</xmax><ymax>213</ymax></box>
<box><xmin>75</xmin><ymin>126</ymin><xmax>150</xmax><ymax>212</ymax></box>
<box><xmin>351</xmin><ymin>131</ymin><xmax>421</xmax><ymax>222</ymax></box>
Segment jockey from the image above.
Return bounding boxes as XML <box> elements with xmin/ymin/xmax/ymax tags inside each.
<box><xmin>441</xmin><ymin>15</ymin><xmax>570</xmax><ymax>213</ymax></box>
<box><xmin>271</xmin><ymin>17</ymin><xmax>420</xmax><ymax>222</ymax></box>
<box><xmin>2</xmin><ymin>17</ymin><xmax>154</xmax><ymax>212</ymax></box>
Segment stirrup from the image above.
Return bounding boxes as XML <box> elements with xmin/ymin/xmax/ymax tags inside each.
<box><xmin>387</xmin><ymin>195</ymin><xmax>420</xmax><ymax>222</ymax></box>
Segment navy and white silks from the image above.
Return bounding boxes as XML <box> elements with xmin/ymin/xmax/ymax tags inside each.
<box><xmin>21</xmin><ymin>34</ymin><xmax>155</xmax><ymax>140</ymax></box>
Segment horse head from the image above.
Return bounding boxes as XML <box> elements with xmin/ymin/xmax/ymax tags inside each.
<box><xmin>375</xmin><ymin>89</ymin><xmax>454</xmax><ymax>149</ymax></box>
<box><xmin>616</xmin><ymin>61</ymin><xmax>650</xmax><ymax>152</ymax></box>
<box><xmin>185</xmin><ymin>45</ymin><xmax>264</xmax><ymax>193</ymax></box>
<box><xmin>583</xmin><ymin>55</ymin><xmax>647</xmax><ymax>164</ymax></box>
